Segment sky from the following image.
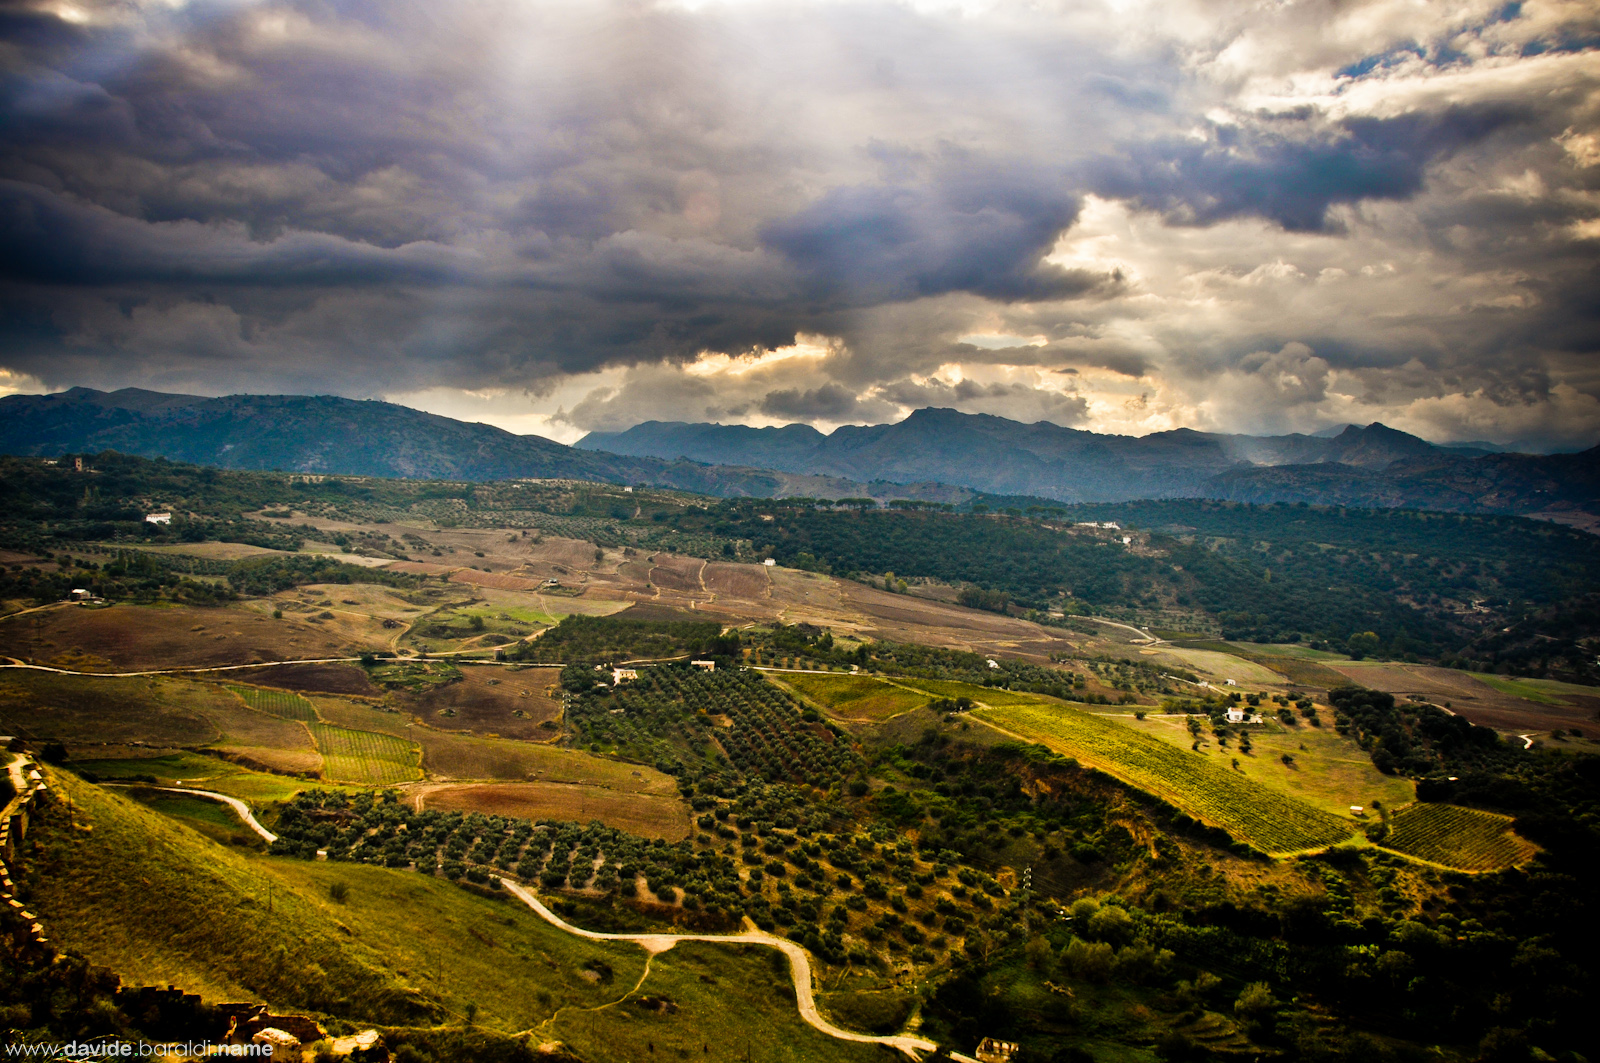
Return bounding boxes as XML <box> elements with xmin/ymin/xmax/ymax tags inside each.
<box><xmin>1</xmin><ymin>0</ymin><xmax>1597</xmax><ymax>450</ymax></box>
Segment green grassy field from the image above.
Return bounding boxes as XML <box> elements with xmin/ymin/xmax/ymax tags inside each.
<box><xmin>893</xmin><ymin>677</ymin><xmax>1057</xmax><ymax>707</ymax></box>
<box><xmin>28</xmin><ymin>769</ymin><xmax>648</xmax><ymax>1030</ymax></box>
<box><xmin>307</xmin><ymin>723</ymin><xmax>421</xmax><ymax>785</ymax></box>
<box><xmin>1469</xmin><ymin>673</ymin><xmax>1600</xmax><ymax>707</ymax></box>
<box><xmin>224</xmin><ymin>683</ymin><xmax>318</xmax><ymax>721</ymax></box>
<box><xmin>1381</xmin><ymin>803</ymin><xmax>1537</xmax><ymax>871</ymax></box>
<box><xmin>124</xmin><ymin>788</ymin><xmax>264</xmax><ymax>849</ymax></box>
<box><xmin>67</xmin><ymin>752</ymin><xmax>319</xmax><ymax>802</ymax></box>
<box><xmin>316</xmin><ymin>696</ymin><xmax>679</xmax><ymax>791</ymax></box>
<box><xmin>976</xmin><ymin>704</ymin><xmax>1355</xmax><ymax>855</ymax></box>
<box><xmin>776</xmin><ymin>672</ymin><xmax>930</xmax><ymax>719</ymax></box>
<box><xmin>1150</xmin><ymin>647</ymin><xmax>1289</xmax><ymax>687</ymax></box>
<box><xmin>1115</xmin><ymin>715</ymin><xmax>1416</xmax><ymax>819</ymax></box>
<box><xmin>551</xmin><ymin>940</ymin><xmax>884</xmax><ymax>1063</ymax></box>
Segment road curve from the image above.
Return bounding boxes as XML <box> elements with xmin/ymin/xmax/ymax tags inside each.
<box><xmin>498</xmin><ymin>878</ymin><xmax>957</xmax><ymax>1061</ymax></box>
<box><xmin>105</xmin><ymin>784</ymin><xmax>278</xmax><ymax>843</ymax></box>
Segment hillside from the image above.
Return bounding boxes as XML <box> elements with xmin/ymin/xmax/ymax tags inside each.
<box><xmin>582</xmin><ymin>408</ymin><xmax>1599</xmax><ymax>517</ymax></box>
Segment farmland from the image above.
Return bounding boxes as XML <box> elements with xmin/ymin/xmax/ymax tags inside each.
<box><xmin>420</xmin><ymin>781</ymin><xmax>690</xmax><ymax>840</ymax></box>
<box><xmin>224</xmin><ymin>683</ymin><xmax>317</xmax><ymax>721</ymax></box>
<box><xmin>976</xmin><ymin>703</ymin><xmax>1355</xmax><ymax>854</ymax></box>
<box><xmin>892</xmin><ymin>677</ymin><xmax>1057</xmax><ymax>707</ymax></box>
<box><xmin>1381</xmin><ymin>803</ymin><xmax>1537</xmax><ymax>871</ymax></box>
<box><xmin>776</xmin><ymin>672</ymin><xmax>930</xmax><ymax>720</ymax></box>
<box><xmin>307</xmin><ymin>723</ymin><xmax>421</xmax><ymax>785</ymax></box>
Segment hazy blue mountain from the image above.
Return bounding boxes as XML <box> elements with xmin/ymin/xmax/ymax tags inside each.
<box><xmin>580</xmin><ymin>408</ymin><xmax>1484</xmax><ymax>501</ymax></box>
<box><xmin>0</xmin><ymin>387</ymin><xmax>803</xmax><ymax>495</ymax></box>
<box><xmin>4</xmin><ymin>390</ymin><xmax>1591</xmax><ymax>521</ymax></box>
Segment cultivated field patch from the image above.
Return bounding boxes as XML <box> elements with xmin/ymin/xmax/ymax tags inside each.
<box><xmin>0</xmin><ymin>602</ymin><xmax>362</xmax><ymax>671</ymax></box>
<box><xmin>0</xmin><ymin>672</ymin><xmax>224</xmax><ymax>750</ymax></box>
<box><xmin>648</xmin><ymin>554</ymin><xmax>708</xmax><ymax>594</ymax></box>
<box><xmin>419</xmin><ymin>782</ymin><xmax>690</xmax><ymax>840</ymax></box>
<box><xmin>225</xmin><ymin>683</ymin><xmax>318</xmax><ymax>721</ymax></box>
<box><xmin>313</xmin><ymin>696</ymin><xmax>676</xmax><ymax>792</ymax></box>
<box><xmin>977</xmin><ymin>703</ymin><xmax>1355</xmax><ymax>855</ymax></box>
<box><xmin>307</xmin><ymin>723</ymin><xmax>421</xmax><ymax>785</ymax></box>
<box><xmin>1381</xmin><ymin>803</ymin><xmax>1536</xmax><ymax>871</ymax></box>
<box><xmin>702</xmin><ymin>562</ymin><xmax>770</xmax><ymax>599</ymax></box>
<box><xmin>403</xmin><ymin>666</ymin><xmax>563</xmax><ymax>740</ymax></box>
<box><xmin>892</xmin><ymin>677</ymin><xmax>1056</xmax><ymax>708</ymax></box>
<box><xmin>776</xmin><ymin>672</ymin><xmax>929</xmax><ymax>720</ymax></box>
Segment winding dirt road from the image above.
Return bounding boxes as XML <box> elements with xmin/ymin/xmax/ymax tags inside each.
<box><xmin>498</xmin><ymin>878</ymin><xmax>965</xmax><ymax>1061</ymax></box>
<box><xmin>104</xmin><ymin>784</ymin><xmax>279</xmax><ymax>844</ymax></box>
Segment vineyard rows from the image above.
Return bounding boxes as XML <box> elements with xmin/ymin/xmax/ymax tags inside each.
<box><xmin>225</xmin><ymin>684</ymin><xmax>317</xmax><ymax>721</ymax></box>
<box><xmin>308</xmin><ymin>723</ymin><xmax>420</xmax><ymax>785</ymax></box>
<box><xmin>978</xmin><ymin>704</ymin><xmax>1354</xmax><ymax>855</ymax></box>
<box><xmin>1382</xmin><ymin>803</ymin><xmax>1535</xmax><ymax>871</ymax></box>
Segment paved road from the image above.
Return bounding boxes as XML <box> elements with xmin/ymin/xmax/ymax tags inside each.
<box><xmin>499</xmin><ymin>878</ymin><xmax>968</xmax><ymax>1061</ymax></box>
<box><xmin>104</xmin><ymin>784</ymin><xmax>278</xmax><ymax>843</ymax></box>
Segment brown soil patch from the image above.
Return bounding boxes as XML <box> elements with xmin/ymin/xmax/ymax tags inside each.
<box><xmin>703</xmin><ymin>563</ymin><xmax>770</xmax><ymax>600</ymax></box>
<box><xmin>1327</xmin><ymin>663</ymin><xmax>1600</xmax><ymax>733</ymax></box>
<box><xmin>226</xmin><ymin>662</ymin><xmax>379</xmax><ymax>696</ymax></box>
<box><xmin>648</xmin><ymin>555</ymin><xmax>707</xmax><ymax>595</ymax></box>
<box><xmin>404</xmin><ymin>666</ymin><xmax>563</xmax><ymax>739</ymax></box>
<box><xmin>420</xmin><ymin>782</ymin><xmax>689</xmax><ymax>840</ymax></box>
<box><xmin>0</xmin><ymin>673</ymin><xmax>224</xmax><ymax>749</ymax></box>
<box><xmin>617</xmin><ymin>560</ymin><xmax>654</xmax><ymax>586</ymax></box>
<box><xmin>388</xmin><ymin>561</ymin><xmax>457</xmax><ymax>576</ymax></box>
<box><xmin>450</xmin><ymin>569</ymin><xmax>543</xmax><ymax>592</ymax></box>
<box><xmin>0</xmin><ymin>603</ymin><xmax>362</xmax><ymax>672</ymax></box>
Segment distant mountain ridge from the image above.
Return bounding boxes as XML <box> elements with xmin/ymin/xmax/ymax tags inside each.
<box><xmin>2</xmin><ymin>389</ymin><xmax>1594</xmax><ymax>526</ymax></box>
<box><xmin>579</xmin><ymin>409</ymin><xmax>1479</xmax><ymax>498</ymax></box>
<box><xmin>0</xmin><ymin>387</ymin><xmax>914</xmax><ymax>501</ymax></box>
<box><xmin>579</xmin><ymin>408</ymin><xmax>1600</xmax><ymax>524</ymax></box>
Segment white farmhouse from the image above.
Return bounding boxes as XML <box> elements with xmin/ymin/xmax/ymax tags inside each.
<box><xmin>144</xmin><ymin>512</ymin><xmax>172</xmax><ymax>525</ymax></box>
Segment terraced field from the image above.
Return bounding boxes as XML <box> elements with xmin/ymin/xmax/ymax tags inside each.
<box><xmin>1382</xmin><ymin>803</ymin><xmax>1536</xmax><ymax>871</ymax></box>
<box><xmin>308</xmin><ymin>723</ymin><xmax>421</xmax><ymax>785</ymax></box>
<box><xmin>976</xmin><ymin>703</ymin><xmax>1354</xmax><ymax>855</ymax></box>
<box><xmin>224</xmin><ymin>684</ymin><xmax>317</xmax><ymax>721</ymax></box>
<box><xmin>777</xmin><ymin>673</ymin><xmax>929</xmax><ymax>720</ymax></box>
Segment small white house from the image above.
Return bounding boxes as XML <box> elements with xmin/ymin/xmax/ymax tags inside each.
<box><xmin>986</xmin><ymin>659</ymin><xmax>1000</xmax><ymax>670</ymax></box>
<box><xmin>762</xmin><ymin>558</ymin><xmax>776</xmax><ymax>567</ymax></box>
<box><xmin>69</xmin><ymin>589</ymin><xmax>92</xmax><ymax>602</ymax></box>
<box><xmin>612</xmin><ymin>668</ymin><xmax>638</xmax><ymax>684</ymax></box>
<box><xmin>623</xmin><ymin>486</ymin><xmax>633</xmax><ymax>493</ymax></box>
<box><xmin>691</xmin><ymin>660</ymin><xmax>715</xmax><ymax>671</ymax></box>
<box><xmin>1224</xmin><ymin>679</ymin><xmax>1237</xmax><ymax>686</ymax></box>
<box><xmin>144</xmin><ymin>512</ymin><xmax>172</xmax><ymax>525</ymax></box>
<box><xmin>1225</xmin><ymin>706</ymin><xmax>1248</xmax><ymax>724</ymax></box>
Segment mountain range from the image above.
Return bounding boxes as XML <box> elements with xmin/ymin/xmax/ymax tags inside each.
<box><xmin>1</xmin><ymin>388</ymin><xmax>1595</xmax><ymax>527</ymax></box>
<box><xmin>579</xmin><ymin>408</ymin><xmax>1600</xmax><ymax>526</ymax></box>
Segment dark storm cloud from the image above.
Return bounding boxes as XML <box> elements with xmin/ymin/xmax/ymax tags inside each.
<box><xmin>1093</xmin><ymin>105</ymin><xmax>1531</xmax><ymax>232</ymax></box>
<box><xmin>761</xmin><ymin>162</ymin><xmax>1095</xmax><ymax>303</ymax></box>
<box><xmin>0</xmin><ymin>0</ymin><xmax>1594</xmax><ymax>447</ymax></box>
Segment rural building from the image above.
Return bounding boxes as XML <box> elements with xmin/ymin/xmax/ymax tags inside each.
<box><xmin>987</xmin><ymin>659</ymin><xmax>1000</xmax><ymax>669</ymax></box>
<box><xmin>612</xmin><ymin>668</ymin><xmax>638</xmax><ymax>684</ymax></box>
<box><xmin>68</xmin><ymin>589</ymin><xmax>92</xmax><ymax>601</ymax></box>
<box><xmin>976</xmin><ymin>1038</ymin><xmax>1019</xmax><ymax>1063</ymax></box>
<box><xmin>144</xmin><ymin>512</ymin><xmax>171</xmax><ymax>524</ymax></box>
<box><xmin>1226</xmin><ymin>706</ymin><xmax>1247</xmax><ymax>724</ymax></box>
<box><xmin>763</xmin><ymin>558</ymin><xmax>776</xmax><ymax>566</ymax></box>
<box><xmin>73</xmin><ymin>457</ymin><xmax>83</xmax><ymax>472</ymax></box>
<box><xmin>691</xmin><ymin>660</ymin><xmax>715</xmax><ymax>671</ymax></box>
